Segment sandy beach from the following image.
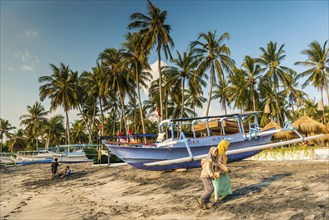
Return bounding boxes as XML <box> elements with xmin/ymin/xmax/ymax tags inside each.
<box><xmin>1</xmin><ymin>160</ymin><xmax>328</xmax><ymax>220</ymax></box>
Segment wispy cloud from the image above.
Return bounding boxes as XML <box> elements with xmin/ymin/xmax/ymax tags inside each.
<box><xmin>23</xmin><ymin>29</ymin><xmax>38</xmax><ymax>38</ymax></box>
<box><xmin>2</xmin><ymin>64</ymin><xmax>15</xmax><ymax>72</ymax></box>
<box><xmin>21</xmin><ymin>65</ymin><xmax>34</xmax><ymax>72</ymax></box>
<box><xmin>14</xmin><ymin>49</ymin><xmax>39</xmax><ymax>64</ymax></box>
<box><xmin>142</xmin><ymin>60</ymin><xmax>168</xmax><ymax>95</ymax></box>
<box><xmin>13</xmin><ymin>49</ymin><xmax>39</xmax><ymax>72</ymax></box>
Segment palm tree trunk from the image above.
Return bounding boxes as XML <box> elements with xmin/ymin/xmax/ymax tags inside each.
<box><xmin>157</xmin><ymin>48</ymin><xmax>163</xmax><ymax>122</ymax></box>
<box><xmin>252</xmin><ymin>88</ymin><xmax>256</xmax><ymax>111</ymax></box>
<box><xmin>274</xmin><ymin>85</ymin><xmax>281</xmax><ymax>127</ymax></box>
<box><xmin>135</xmin><ymin>64</ymin><xmax>146</xmax><ymax>139</ymax></box>
<box><xmin>64</xmin><ymin>109</ymin><xmax>70</xmax><ymax>144</ymax></box>
<box><xmin>99</xmin><ymin>97</ymin><xmax>104</xmax><ymax>136</ymax></box>
<box><xmin>181</xmin><ymin>77</ymin><xmax>185</xmax><ymax>118</ymax></box>
<box><xmin>119</xmin><ymin>92</ymin><xmax>128</xmax><ymax>135</ymax></box>
<box><xmin>180</xmin><ymin>78</ymin><xmax>185</xmax><ymax>134</ymax></box>
<box><xmin>89</xmin><ymin>104</ymin><xmax>97</xmax><ymax>143</ymax></box>
<box><xmin>323</xmin><ymin>79</ymin><xmax>329</xmax><ymax>106</ymax></box>
<box><xmin>113</xmin><ymin>106</ymin><xmax>117</xmax><ymax>136</ymax></box>
<box><xmin>224</xmin><ymin>100</ymin><xmax>227</xmax><ymax>115</ymax></box>
<box><xmin>35</xmin><ymin>135</ymin><xmax>38</xmax><ymax>151</ymax></box>
<box><xmin>320</xmin><ymin>87</ymin><xmax>326</xmax><ymax>124</ymax></box>
<box><xmin>206</xmin><ymin>63</ymin><xmax>215</xmax><ymax>116</ymax></box>
<box><xmin>46</xmin><ymin>131</ymin><xmax>50</xmax><ymax>150</ymax></box>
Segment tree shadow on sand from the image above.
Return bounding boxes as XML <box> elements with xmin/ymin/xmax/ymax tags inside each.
<box><xmin>222</xmin><ymin>172</ymin><xmax>293</xmax><ymax>202</ymax></box>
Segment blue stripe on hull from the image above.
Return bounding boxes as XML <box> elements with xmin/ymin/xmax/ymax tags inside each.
<box><xmin>128</xmin><ymin>150</ymin><xmax>260</xmax><ymax>171</ymax></box>
<box><xmin>15</xmin><ymin>159</ymin><xmax>53</xmax><ymax>165</ymax></box>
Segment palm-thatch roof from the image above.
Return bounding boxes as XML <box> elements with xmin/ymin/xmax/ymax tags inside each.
<box><xmin>261</xmin><ymin>121</ymin><xmax>288</xmax><ymax>140</ymax></box>
<box><xmin>291</xmin><ymin>115</ymin><xmax>327</xmax><ymax>135</ymax></box>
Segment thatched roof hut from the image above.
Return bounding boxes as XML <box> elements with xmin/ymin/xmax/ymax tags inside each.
<box><xmin>291</xmin><ymin>116</ymin><xmax>327</xmax><ymax>135</ymax></box>
<box><xmin>261</xmin><ymin>121</ymin><xmax>288</xmax><ymax>140</ymax></box>
<box><xmin>286</xmin><ymin>116</ymin><xmax>327</xmax><ymax>142</ymax></box>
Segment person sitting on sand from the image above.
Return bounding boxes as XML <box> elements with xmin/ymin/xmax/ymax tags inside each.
<box><xmin>212</xmin><ymin>140</ymin><xmax>232</xmax><ymax>203</ymax></box>
<box><xmin>51</xmin><ymin>158</ymin><xmax>60</xmax><ymax>179</ymax></box>
<box><xmin>197</xmin><ymin>147</ymin><xmax>220</xmax><ymax>209</ymax></box>
<box><xmin>60</xmin><ymin>166</ymin><xmax>72</xmax><ymax>179</ymax></box>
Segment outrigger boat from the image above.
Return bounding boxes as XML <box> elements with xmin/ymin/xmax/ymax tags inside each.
<box><xmin>49</xmin><ymin>144</ymin><xmax>94</xmax><ymax>163</ymax></box>
<box><xmin>102</xmin><ymin>111</ymin><xmax>324</xmax><ymax>171</ymax></box>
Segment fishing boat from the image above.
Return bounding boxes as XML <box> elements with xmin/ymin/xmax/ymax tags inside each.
<box><xmin>84</xmin><ymin>148</ymin><xmax>123</xmax><ymax>164</ymax></box>
<box><xmin>14</xmin><ymin>151</ymin><xmax>53</xmax><ymax>165</ymax></box>
<box><xmin>102</xmin><ymin>111</ymin><xmax>324</xmax><ymax>171</ymax></box>
<box><xmin>48</xmin><ymin>144</ymin><xmax>94</xmax><ymax>163</ymax></box>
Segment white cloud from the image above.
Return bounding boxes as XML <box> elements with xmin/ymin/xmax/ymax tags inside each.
<box><xmin>13</xmin><ymin>49</ymin><xmax>39</xmax><ymax>72</ymax></box>
<box><xmin>142</xmin><ymin>60</ymin><xmax>168</xmax><ymax>95</ymax></box>
<box><xmin>2</xmin><ymin>64</ymin><xmax>15</xmax><ymax>72</ymax></box>
<box><xmin>21</xmin><ymin>65</ymin><xmax>34</xmax><ymax>72</ymax></box>
<box><xmin>14</xmin><ymin>49</ymin><xmax>37</xmax><ymax>63</ymax></box>
<box><xmin>24</xmin><ymin>30</ymin><xmax>38</xmax><ymax>38</ymax></box>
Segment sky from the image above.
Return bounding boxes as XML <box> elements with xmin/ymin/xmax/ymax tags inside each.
<box><xmin>1</xmin><ymin>0</ymin><xmax>328</xmax><ymax>129</ymax></box>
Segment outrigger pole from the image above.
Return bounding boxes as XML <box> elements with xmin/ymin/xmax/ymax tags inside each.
<box><xmin>144</xmin><ymin>134</ymin><xmax>324</xmax><ymax>167</ymax></box>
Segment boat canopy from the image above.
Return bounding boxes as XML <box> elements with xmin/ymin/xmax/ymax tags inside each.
<box><xmin>169</xmin><ymin>111</ymin><xmax>261</xmax><ymax>122</ymax></box>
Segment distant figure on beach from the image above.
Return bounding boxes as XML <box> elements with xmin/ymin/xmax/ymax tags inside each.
<box><xmin>212</xmin><ymin>140</ymin><xmax>232</xmax><ymax>202</ymax></box>
<box><xmin>197</xmin><ymin>147</ymin><xmax>219</xmax><ymax>209</ymax></box>
<box><xmin>59</xmin><ymin>166</ymin><xmax>72</xmax><ymax>179</ymax></box>
<box><xmin>51</xmin><ymin>158</ymin><xmax>60</xmax><ymax>179</ymax></box>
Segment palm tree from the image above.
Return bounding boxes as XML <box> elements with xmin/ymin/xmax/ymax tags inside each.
<box><xmin>128</xmin><ymin>0</ymin><xmax>174</xmax><ymax>120</ymax></box>
<box><xmin>240</xmin><ymin>56</ymin><xmax>262</xmax><ymax>111</ymax></box>
<box><xmin>6</xmin><ymin>129</ymin><xmax>26</xmax><ymax>153</ymax></box>
<box><xmin>191</xmin><ymin>30</ymin><xmax>234</xmax><ymax>116</ymax></box>
<box><xmin>0</xmin><ymin>118</ymin><xmax>16</xmax><ymax>152</ymax></box>
<box><xmin>70</xmin><ymin>120</ymin><xmax>88</xmax><ymax>144</ymax></box>
<box><xmin>79</xmin><ymin>68</ymin><xmax>103</xmax><ymax>140</ymax></box>
<box><xmin>122</xmin><ymin>32</ymin><xmax>152</xmax><ymax>136</ymax></box>
<box><xmin>79</xmin><ymin>63</ymin><xmax>108</xmax><ymax>136</ymax></box>
<box><xmin>161</xmin><ymin>49</ymin><xmax>199</xmax><ymax>119</ymax></box>
<box><xmin>103</xmin><ymin>91</ymin><xmax>121</xmax><ymax>136</ymax></box>
<box><xmin>185</xmin><ymin>74</ymin><xmax>207</xmax><ymax>117</ymax></box>
<box><xmin>39</xmin><ymin>63</ymin><xmax>78</xmax><ymax>144</ymax></box>
<box><xmin>99</xmin><ymin>48</ymin><xmax>133</xmax><ymax>134</ymax></box>
<box><xmin>212</xmin><ymin>79</ymin><xmax>230</xmax><ymax>115</ymax></box>
<box><xmin>20</xmin><ymin>102</ymin><xmax>48</xmax><ymax>151</ymax></box>
<box><xmin>295</xmin><ymin>40</ymin><xmax>329</xmax><ymax>120</ymax></box>
<box><xmin>258</xmin><ymin>77</ymin><xmax>278</xmax><ymax>123</ymax></box>
<box><xmin>284</xmin><ymin>71</ymin><xmax>307</xmax><ymax>112</ymax></box>
<box><xmin>302</xmin><ymin>98</ymin><xmax>320</xmax><ymax>120</ymax></box>
<box><xmin>226</xmin><ymin>67</ymin><xmax>248</xmax><ymax>112</ymax></box>
<box><xmin>257</xmin><ymin>41</ymin><xmax>293</xmax><ymax>126</ymax></box>
<box><xmin>42</xmin><ymin>115</ymin><xmax>65</xmax><ymax>149</ymax></box>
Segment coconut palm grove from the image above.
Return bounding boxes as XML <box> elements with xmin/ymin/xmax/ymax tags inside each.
<box><xmin>1</xmin><ymin>1</ymin><xmax>328</xmax><ymax>152</ymax></box>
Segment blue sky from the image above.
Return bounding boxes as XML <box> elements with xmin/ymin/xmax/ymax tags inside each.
<box><xmin>1</xmin><ymin>0</ymin><xmax>328</xmax><ymax>128</ymax></box>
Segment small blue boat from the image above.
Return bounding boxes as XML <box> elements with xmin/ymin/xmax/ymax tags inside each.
<box><xmin>102</xmin><ymin>111</ymin><xmax>314</xmax><ymax>171</ymax></box>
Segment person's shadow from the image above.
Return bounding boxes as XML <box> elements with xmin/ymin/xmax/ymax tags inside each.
<box><xmin>222</xmin><ymin>172</ymin><xmax>292</xmax><ymax>202</ymax></box>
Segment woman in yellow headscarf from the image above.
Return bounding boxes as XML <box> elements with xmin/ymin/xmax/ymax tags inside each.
<box><xmin>212</xmin><ymin>140</ymin><xmax>232</xmax><ymax>202</ymax></box>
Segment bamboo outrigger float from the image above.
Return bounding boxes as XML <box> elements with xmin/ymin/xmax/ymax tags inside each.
<box><xmin>101</xmin><ymin>111</ymin><xmax>324</xmax><ymax>170</ymax></box>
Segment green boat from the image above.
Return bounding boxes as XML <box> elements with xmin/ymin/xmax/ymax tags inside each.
<box><xmin>84</xmin><ymin>148</ymin><xmax>123</xmax><ymax>164</ymax></box>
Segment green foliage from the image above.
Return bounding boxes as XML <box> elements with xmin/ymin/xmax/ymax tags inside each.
<box><xmin>252</xmin><ymin>144</ymin><xmax>316</xmax><ymax>160</ymax></box>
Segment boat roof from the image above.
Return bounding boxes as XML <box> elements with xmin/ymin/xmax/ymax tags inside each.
<box><xmin>100</xmin><ymin>134</ymin><xmax>157</xmax><ymax>139</ymax></box>
<box><xmin>170</xmin><ymin>111</ymin><xmax>261</xmax><ymax>122</ymax></box>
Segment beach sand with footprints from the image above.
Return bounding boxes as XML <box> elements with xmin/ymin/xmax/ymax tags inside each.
<box><xmin>1</xmin><ymin>160</ymin><xmax>328</xmax><ymax>219</ymax></box>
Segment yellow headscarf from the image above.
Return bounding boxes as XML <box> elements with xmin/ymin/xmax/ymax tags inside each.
<box><xmin>217</xmin><ymin>140</ymin><xmax>230</xmax><ymax>164</ymax></box>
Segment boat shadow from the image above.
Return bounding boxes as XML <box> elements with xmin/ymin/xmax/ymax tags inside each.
<box><xmin>223</xmin><ymin>172</ymin><xmax>293</xmax><ymax>202</ymax></box>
